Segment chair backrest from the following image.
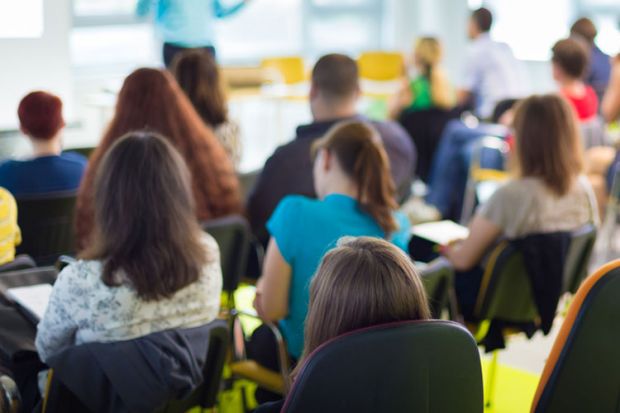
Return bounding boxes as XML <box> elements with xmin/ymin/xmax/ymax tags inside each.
<box><xmin>15</xmin><ymin>191</ymin><xmax>77</xmax><ymax>266</ymax></box>
<box><xmin>261</xmin><ymin>57</ymin><xmax>306</xmax><ymax>84</ymax></box>
<box><xmin>474</xmin><ymin>241</ymin><xmax>539</xmax><ymax>324</ymax></box>
<box><xmin>531</xmin><ymin>260</ymin><xmax>620</xmax><ymax>413</ymax></box>
<box><xmin>160</xmin><ymin>319</ymin><xmax>229</xmax><ymax>412</ymax></box>
<box><xmin>357</xmin><ymin>51</ymin><xmax>404</xmax><ymax>81</ymax></box>
<box><xmin>282</xmin><ymin>320</ymin><xmax>483</xmax><ymax>413</ymax></box>
<box><xmin>202</xmin><ymin>215</ymin><xmax>252</xmax><ymax>295</ymax></box>
<box><xmin>419</xmin><ymin>258</ymin><xmax>454</xmax><ymax>319</ymax></box>
<box><xmin>562</xmin><ymin>224</ymin><xmax>597</xmax><ymax>294</ymax></box>
<box><xmin>0</xmin><ymin>266</ymin><xmax>57</xmax><ymax>291</ymax></box>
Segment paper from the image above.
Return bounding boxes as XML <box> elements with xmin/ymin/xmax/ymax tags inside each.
<box><xmin>6</xmin><ymin>284</ymin><xmax>53</xmax><ymax>322</ymax></box>
<box><xmin>412</xmin><ymin>220</ymin><xmax>470</xmax><ymax>246</ymax></box>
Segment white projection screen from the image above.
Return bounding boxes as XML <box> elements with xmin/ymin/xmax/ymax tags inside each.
<box><xmin>0</xmin><ymin>0</ymin><xmax>74</xmax><ymax>130</ymax></box>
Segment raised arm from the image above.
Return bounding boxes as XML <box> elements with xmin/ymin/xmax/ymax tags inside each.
<box><xmin>213</xmin><ymin>0</ymin><xmax>248</xmax><ymax>19</ymax></box>
<box><xmin>441</xmin><ymin>214</ymin><xmax>502</xmax><ymax>271</ymax></box>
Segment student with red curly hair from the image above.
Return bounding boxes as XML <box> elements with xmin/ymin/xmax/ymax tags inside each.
<box><xmin>0</xmin><ymin>91</ymin><xmax>87</xmax><ymax>196</ymax></box>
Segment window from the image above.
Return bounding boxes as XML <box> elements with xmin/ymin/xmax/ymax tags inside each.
<box><xmin>0</xmin><ymin>0</ymin><xmax>44</xmax><ymax>38</ymax></box>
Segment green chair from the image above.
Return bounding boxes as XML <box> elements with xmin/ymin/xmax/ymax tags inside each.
<box><xmin>417</xmin><ymin>257</ymin><xmax>456</xmax><ymax>320</ymax></box>
<box><xmin>531</xmin><ymin>260</ymin><xmax>620</xmax><ymax>413</ymax></box>
<box><xmin>562</xmin><ymin>223</ymin><xmax>596</xmax><ymax>294</ymax></box>
<box><xmin>15</xmin><ymin>191</ymin><xmax>77</xmax><ymax>266</ymax></box>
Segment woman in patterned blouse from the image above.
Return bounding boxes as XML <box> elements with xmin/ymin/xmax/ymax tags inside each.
<box><xmin>36</xmin><ymin>131</ymin><xmax>222</xmax><ymax>362</ymax></box>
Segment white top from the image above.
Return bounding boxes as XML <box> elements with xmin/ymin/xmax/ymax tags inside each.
<box><xmin>478</xmin><ymin>175</ymin><xmax>598</xmax><ymax>239</ymax></box>
<box><xmin>461</xmin><ymin>33</ymin><xmax>529</xmax><ymax>119</ymax></box>
<box><xmin>35</xmin><ymin>234</ymin><xmax>222</xmax><ymax>362</ymax></box>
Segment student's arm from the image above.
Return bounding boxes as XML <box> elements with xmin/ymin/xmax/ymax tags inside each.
<box><xmin>254</xmin><ymin>238</ymin><xmax>292</xmax><ymax>321</ymax></box>
<box><xmin>35</xmin><ymin>269</ymin><xmax>79</xmax><ymax>363</ymax></box>
<box><xmin>602</xmin><ymin>55</ymin><xmax>620</xmax><ymax>123</ymax></box>
<box><xmin>441</xmin><ymin>214</ymin><xmax>502</xmax><ymax>271</ymax></box>
<box><xmin>213</xmin><ymin>0</ymin><xmax>249</xmax><ymax>18</ymax></box>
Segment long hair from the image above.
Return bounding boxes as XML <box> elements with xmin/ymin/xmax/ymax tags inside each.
<box><xmin>512</xmin><ymin>94</ymin><xmax>584</xmax><ymax>196</ymax></box>
<box><xmin>171</xmin><ymin>50</ymin><xmax>228</xmax><ymax>128</ymax></box>
<box><xmin>75</xmin><ymin>68</ymin><xmax>241</xmax><ymax>249</ymax></box>
<box><xmin>81</xmin><ymin>132</ymin><xmax>210</xmax><ymax>301</ymax></box>
<box><xmin>294</xmin><ymin>237</ymin><xmax>431</xmax><ymax>376</ymax></box>
<box><xmin>313</xmin><ymin>121</ymin><xmax>398</xmax><ymax>235</ymax></box>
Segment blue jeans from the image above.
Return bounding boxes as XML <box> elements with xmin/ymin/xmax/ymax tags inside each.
<box><xmin>425</xmin><ymin>120</ymin><xmax>507</xmax><ymax>220</ymax></box>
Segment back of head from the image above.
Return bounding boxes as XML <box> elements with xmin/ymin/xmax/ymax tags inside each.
<box><xmin>18</xmin><ymin>91</ymin><xmax>64</xmax><ymax>140</ymax></box>
<box><xmin>313</xmin><ymin>121</ymin><xmax>398</xmax><ymax>234</ymax></box>
<box><xmin>302</xmin><ymin>236</ymin><xmax>431</xmax><ymax>358</ymax></box>
<box><xmin>83</xmin><ymin>131</ymin><xmax>208</xmax><ymax>301</ymax></box>
<box><xmin>414</xmin><ymin>37</ymin><xmax>443</xmax><ymax>68</ymax></box>
<box><xmin>171</xmin><ymin>50</ymin><xmax>228</xmax><ymax>127</ymax></box>
<box><xmin>570</xmin><ymin>17</ymin><xmax>597</xmax><ymax>44</ymax></box>
<box><xmin>512</xmin><ymin>94</ymin><xmax>583</xmax><ymax>196</ymax></box>
<box><xmin>471</xmin><ymin>7</ymin><xmax>493</xmax><ymax>33</ymax></box>
<box><xmin>552</xmin><ymin>38</ymin><xmax>589</xmax><ymax>80</ymax></box>
<box><xmin>311</xmin><ymin>54</ymin><xmax>359</xmax><ymax>102</ymax></box>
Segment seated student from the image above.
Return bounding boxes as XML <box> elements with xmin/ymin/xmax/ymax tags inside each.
<box><xmin>440</xmin><ymin>95</ymin><xmax>598</xmax><ymax>319</ymax></box>
<box><xmin>171</xmin><ymin>49</ymin><xmax>242</xmax><ymax>167</ymax></box>
<box><xmin>0</xmin><ymin>91</ymin><xmax>87</xmax><ymax>197</ymax></box>
<box><xmin>255</xmin><ymin>237</ymin><xmax>431</xmax><ymax>413</ymax></box>
<box><xmin>250</xmin><ymin>121</ymin><xmax>411</xmax><ymax>402</ymax></box>
<box><xmin>248</xmin><ymin>54</ymin><xmax>416</xmax><ymax>244</ymax></box>
<box><xmin>423</xmin><ymin>99</ymin><xmax>519</xmax><ymax>220</ymax></box>
<box><xmin>75</xmin><ymin>68</ymin><xmax>241</xmax><ymax>250</ymax></box>
<box><xmin>551</xmin><ymin>38</ymin><xmax>599</xmax><ymax>123</ymax></box>
<box><xmin>389</xmin><ymin>37</ymin><xmax>454</xmax><ymax>118</ymax></box>
<box><xmin>570</xmin><ymin>17</ymin><xmax>612</xmax><ymax>104</ymax></box>
<box><xmin>36</xmin><ymin>132</ymin><xmax>222</xmax><ymax>362</ymax></box>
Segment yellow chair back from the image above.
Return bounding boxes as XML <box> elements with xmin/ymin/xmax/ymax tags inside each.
<box><xmin>261</xmin><ymin>56</ymin><xmax>306</xmax><ymax>84</ymax></box>
<box><xmin>358</xmin><ymin>51</ymin><xmax>404</xmax><ymax>81</ymax></box>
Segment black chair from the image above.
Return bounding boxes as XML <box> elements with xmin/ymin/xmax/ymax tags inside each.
<box><xmin>41</xmin><ymin>320</ymin><xmax>229</xmax><ymax>413</ymax></box>
<box><xmin>202</xmin><ymin>215</ymin><xmax>255</xmax><ymax>308</ymax></box>
<box><xmin>15</xmin><ymin>191</ymin><xmax>77</xmax><ymax>266</ymax></box>
<box><xmin>0</xmin><ymin>266</ymin><xmax>57</xmax><ymax>293</ymax></box>
<box><xmin>281</xmin><ymin>320</ymin><xmax>483</xmax><ymax>413</ymax></box>
<box><xmin>397</xmin><ymin>108</ymin><xmax>458</xmax><ymax>182</ymax></box>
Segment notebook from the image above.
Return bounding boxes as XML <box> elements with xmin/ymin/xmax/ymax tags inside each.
<box><xmin>6</xmin><ymin>283</ymin><xmax>52</xmax><ymax>323</ymax></box>
<box><xmin>412</xmin><ymin>220</ymin><xmax>470</xmax><ymax>246</ymax></box>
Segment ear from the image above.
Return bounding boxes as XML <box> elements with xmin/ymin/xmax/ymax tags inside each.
<box><xmin>353</xmin><ymin>84</ymin><xmax>362</xmax><ymax>101</ymax></box>
<box><xmin>19</xmin><ymin>126</ymin><xmax>30</xmax><ymax>136</ymax></box>
<box><xmin>321</xmin><ymin>149</ymin><xmax>332</xmax><ymax>171</ymax></box>
<box><xmin>309</xmin><ymin>82</ymin><xmax>319</xmax><ymax>100</ymax></box>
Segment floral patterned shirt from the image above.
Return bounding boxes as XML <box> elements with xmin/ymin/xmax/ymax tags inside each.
<box><xmin>35</xmin><ymin>234</ymin><xmax>222</xmax><ymax>362</ymax></box>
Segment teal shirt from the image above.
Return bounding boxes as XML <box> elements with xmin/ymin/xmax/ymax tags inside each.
<box><xmin>267</xmin><ymin>194</ymin><xmax>411</xmax><ymax>359</ymax></box>
<box><xmin>136</xmin><ymin>0</ymin><xmax>246</xmax><ymax>48</ymax></box>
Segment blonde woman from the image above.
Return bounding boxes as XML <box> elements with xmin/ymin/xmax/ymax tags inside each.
<box><xmin>390</xmin><ymin>37</ymin><xmax>454</xmax><ymax>118</ymax></box>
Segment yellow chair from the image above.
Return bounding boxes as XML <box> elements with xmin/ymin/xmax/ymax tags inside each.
<box><xmin>260</xmin><ymin>57</ymin><xmax>306</xmax><ymax>85</ymax></box>
<box><xmin>357</xmin><ymin>51</ymin><xmax>404</xmax><ymax>81</ymax></box>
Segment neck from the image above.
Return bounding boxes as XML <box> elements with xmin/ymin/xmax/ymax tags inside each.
<box><xmin>311</xmin><ymin>98</ymin><xmax>357</xmax><ymax>122</ymax></box>
<box><xmin>30</xmin><ymin>137</ymin><xmax>62</xmax><ymax>157</ymax></box>
<box><xmin>322</xmin><ymin>179</ymin><xmax>359</xmax><ymax>200</ymax></box>
<box><xmin>559</xmin><ymin>78</ymin><xmax>585</xmax><ymax>94</ymax></box>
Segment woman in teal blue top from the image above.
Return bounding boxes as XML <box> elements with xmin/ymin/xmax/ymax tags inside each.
<box><xmin>253</xmin><ymin>121</ymin><xmax>411</xmax><ymax>366</ymax></box>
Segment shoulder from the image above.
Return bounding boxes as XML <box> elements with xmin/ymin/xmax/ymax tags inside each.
<box><xmin>0</xmin><ymin>187</ymin><xmax>15</xmax><ymax>202</ymax></box>
<box><xmin>276</xmin><ymin>194</ymin><xmax>314</xmax><ymax>213</ymax></box>
<box><xmin>370</xmin><ymin>120</ymin><xmax>410</xmax><ymax>142</ymax></box>
<box><xmin>490</xmin><ymin>178</ymin><xmax>540</xmax><ymax>202</ymax></box>
<box><xmin>60</xmin><ymin>152</ymin><xmax>88</xmax><ymax>166</ymax></box>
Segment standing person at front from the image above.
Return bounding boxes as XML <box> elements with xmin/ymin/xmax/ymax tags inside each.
<box><xmin>136</xmin><ymin>0</ymin><xmax>250</xmax><ymax>67</ymax></box>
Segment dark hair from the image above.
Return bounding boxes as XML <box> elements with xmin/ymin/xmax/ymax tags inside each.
<box><xmin>570</xmin><ymin>17</ymin><xmax>597</xmax><ymax>44</ymax></box>
<box><xmin>311</xmin><ymin>54</ymin><xmax>359</xmax><ymax>101</ymax></box>
<box><xmin>312</xmin><ymin>121</ymin><xmax>398</xmax><ymax>235</ymax></box>
<box><xmin>18</xmin><ymin>91</ymin><xmax>64</xmax><ymax>140</ymax></box>
<box><xmin>472</xmin><ymin>8</ymin><xmax>493</xmax><ymax>33</ymax></box>
<box><xmin>81</xmin><ymin>131</ymin><xmax>210</xmax><ymax>301</ymax></box>
<box><xmin>75</xmin><ymin>68</ymin><xmax>241</xmax><ymax>249</ymax></box>
<box><xmin>295</xmin><ymin>237</ymin><xmax>430</xmax><ymax>375</ymax></box>
<box><xmin>513</xmin><ymin>94</ymin><xmax>583</xmax><ymax>196</ymax></box>
<box><xmin>552</xmin><ymin>38</ymin><xmax>589</xmax><ymax>79</ymax></box>
<box><xmin>171</xmin><ymin>49</ymin><xmax>228</xmax><ymax>127</ymax></box>
<box><xmin>491</xmin><ymin>99</ymin><xmax>519</xmax><ymax>124</ymax></box>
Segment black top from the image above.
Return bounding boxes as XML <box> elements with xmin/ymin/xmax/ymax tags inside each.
<box><xmin>247</xmin><ymin>115</ymin><xmax>416</xmax><ymax>244</ymax></box>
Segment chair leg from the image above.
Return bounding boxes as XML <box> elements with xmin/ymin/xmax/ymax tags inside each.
<box><xmin>485</xmin><ymin>351</ymin><xmax>499</xmax><ymax>408</ymax></box>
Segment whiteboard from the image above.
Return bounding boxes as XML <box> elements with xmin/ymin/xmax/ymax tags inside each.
<box><xmin>0</xmin><ymin>0</ymin><xmax>74</xmax><ymax>130</ymax></box>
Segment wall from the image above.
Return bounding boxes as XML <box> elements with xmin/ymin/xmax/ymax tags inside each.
<box><xmin>0</xmin><ymin>0</ymin><xmax>74</xmax><ymax>130</ymax></box>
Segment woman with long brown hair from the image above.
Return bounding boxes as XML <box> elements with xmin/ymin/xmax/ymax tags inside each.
<box><xmin>171</xmin><ymin>50</ymin><xmax>242</xmax><ymax>166</ymax></box>
<box><xmin>442</xmin><ymin>94</ymin><xmax>598</xmax><ymax>318</ymax></box>
<box><xmin>75</xmin><ymin>67</ymin><xmax>241</xmax><ymax>249</ymax></box>
<box><xmin>36</xmin><ymin>132</ymin><xmax>222</xmax><ymax>362</ymax></box>
<box><xmin>249</xmin><ymin>121</ymin><xmax>411</xmax><ymax>402</ymax></box>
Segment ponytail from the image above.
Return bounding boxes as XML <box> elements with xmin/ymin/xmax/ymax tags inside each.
<box><xmin>313</xmin><ymin>121</ymin><xmax>398</xmax><ymax>235</ymax></box>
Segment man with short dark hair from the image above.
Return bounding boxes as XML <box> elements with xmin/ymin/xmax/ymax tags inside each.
<box><xmin>248</xmin><ymin>54</ymin><xmax>416</xmax><ymax>244</ymax></box>
<box><xmin>458</xmin><ymin>7</ymin><xmax>527</xmax><ymax>119</ymax></box>
<box><xmin>570</xmin><ymin>17</ymin><xmax>611</xmax><ymax>103</ymax></box>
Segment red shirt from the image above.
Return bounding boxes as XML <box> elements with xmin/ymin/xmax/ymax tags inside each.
<box><xmin>561</xmin><ymin>86</ymin><xmax>599</xmax><ymax>122</ymax></box>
